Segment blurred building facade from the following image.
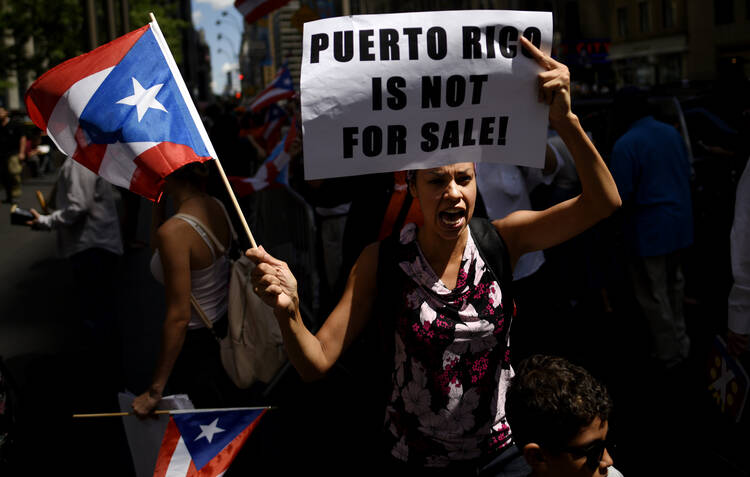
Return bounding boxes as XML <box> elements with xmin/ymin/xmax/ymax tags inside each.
<box><xmin>551</xmin><ymin>0</ymin><xmax>750</xmax><ymax>89</ymax></box>
<box><xmin>608</xmin><ymin>0</ymin><xmax>688</xmax><ymax>88</ymax></box>
<box><xmin>239</xmin><ymin>0</ymin><xmax>615</xmax><ymax>96</ymax></box>
<box><xmin>687</xmin><ymin>0</ymin><xmax>750</xmax><ymax>83</ymax></box>
<box><xmin>178</xmin><ymin>0</ymin><xmax>213</xmax><ymax>103</ymax></box>
<box><xmin>237</xmin><ymin>0</ymin><xmax>750</xmax><ymax>97</ymax></box>
<box><xmin>240</xmin><ymin>0</ymin><xmax>327</xmax><ymax>96</ymax></box>
<box><xmin>241</xmin><ymin>23</ymin><xmax>269</xmax><ymax>98</ymax></box>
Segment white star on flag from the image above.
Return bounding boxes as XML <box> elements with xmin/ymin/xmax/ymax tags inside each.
<box><xmin>194</xmin><ymin>418</ymin><xmax>225</xmax><ymax>444</ymax></box>
<box><xmin>116</xmin><ymin>77</ymin><xmax>167</xmax><ymax>122</ymax></box>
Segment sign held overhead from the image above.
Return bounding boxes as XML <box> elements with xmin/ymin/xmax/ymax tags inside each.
<box><xmin>301</xmin><ymin>10</ymin><xmax>553</xmax><ymax>180</ymax></box>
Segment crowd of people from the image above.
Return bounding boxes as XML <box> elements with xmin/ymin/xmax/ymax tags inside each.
<box><xmin>2</xmin><ymin>38</ymin><xmax>749</xmax><ymax>476</ymax></box>
<box><xmin>0</xmin><ymin>107</ymin><xmax>56</xmax><ymax>205</ymax></box>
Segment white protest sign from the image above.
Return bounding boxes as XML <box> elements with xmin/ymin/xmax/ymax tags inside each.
<box><xmin>118</xmin><ymin>392</ymin><xmax>194</xmax><ymax>477</ymax></box>
<box><xmin>301</xmin><ymin>10</ymin><xmax>553</xmax><ymax>180</ymax></box>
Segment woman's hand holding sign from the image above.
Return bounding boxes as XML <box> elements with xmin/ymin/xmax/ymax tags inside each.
<box><xmin>495</xmin><ymin>36</ymin><xmax>620</xmax><ymax>263</ymax></box>
<box><xmin>520</xmin><ymin>35</ymin><xmax>572</xmax><ymax>127</ymax></box>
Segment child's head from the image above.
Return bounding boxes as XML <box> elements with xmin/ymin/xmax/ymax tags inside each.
<box><xmin>505</xmin><ymin>355</ymin><xmax>614</xmax><ymax>476</ymax></box>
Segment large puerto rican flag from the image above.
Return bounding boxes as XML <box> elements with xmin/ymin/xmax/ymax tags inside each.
<box><xmin>25</xmin><ymin>18</ymin><xmax>216</xmax><ymax>201</ymax></box>
<box><xmin>235</xmin><ymin>0</ymin><xmax>292</xmax><ymax>24</ymax></box>
<box><xmin>154</xmin><ymin>408</ymin><xmax>267</xmax><ymax>477</ymax></box>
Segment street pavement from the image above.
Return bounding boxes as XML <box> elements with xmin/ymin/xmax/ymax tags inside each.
<box><xmin>0</xmin><ymin>170</ymin><xmax>162</xmax><ymax>475</ymax></box>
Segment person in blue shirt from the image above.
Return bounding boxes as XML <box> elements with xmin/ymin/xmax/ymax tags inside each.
<box><xmin>609</xmin><ymin>88</ymin><xmax>693</xmax><ymax>370</ymax></box>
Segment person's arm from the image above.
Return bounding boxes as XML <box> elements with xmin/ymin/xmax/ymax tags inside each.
<box><xmin>728</xmin><ymin>164</ymin><xmax>750</xmax><ymax>356</ymax></box>
<box><xmin>247</xmin><ymin>242</ymin><xmax>378</xmax><ymax>381</ymax></box>
<box><xmin>18</xmin><ymin>135</ymin><xmax>26</xmax><ymax>160</ymax></box>
<box><xmin>247</xmin><ymin>135</ymin><xmax>267</xmax><ymax>161</ymax></box>
<box><xmin>132</xmin><ymin>220</ymin><xmax>193</xmax><ymax>416</ymax></box>
<box><xmin>494</xmin><ymin>37</ymin><xmax>621</xmax><ymax>267</ymax></box>
<box><xmin>29</xmin><ymin>162</ymin><xmax>93</xmax><ymax>230</ymax></box>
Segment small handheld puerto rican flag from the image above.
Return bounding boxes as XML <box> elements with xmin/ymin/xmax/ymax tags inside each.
<box><xmin>25</xmin><ymin>16</ymin><xmax>216</xmax><ymax>201</ymax></box>
<box><xmin>249</xmin><ymin>66</ymin><xmax>295</xmax><ymax>113</ymax></box>
<box><xmin>708</xmin><ymin>335</ymin><xmax>749</xmax><ymax>423</ymax></box>
<box><xmin>154</xmin><ymin>407</ymin><xmax>267</xmax><ymax>477</ymax></box>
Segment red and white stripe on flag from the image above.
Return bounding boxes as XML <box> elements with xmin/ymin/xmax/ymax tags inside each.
<box><xmin>260</xmin><ymin>105</ymin><xmax>287</xmax><ymax>153</ymax></box>
<box><xmin>234</xmin><ymin>0</ymin><xmax>292</xmax><ymax>24</ymax></box>
<box><xmin>248</xmin><ymin>67</ymin><xmax>295</xmax><ymax>112</ymax></box>
<box><xmin>25</xmin><ymin>20</ymin><xmax>216</xmax><ymax>200</ymax></box>
<box><xmin>229</xmin><ymin>120</ymin><xmax>297</xmax><ymax>197</ymax></box>
<box><xmin>153</xmin><ymin>410</ymin><xmax>266</xmax><ymax>477</ymax></box>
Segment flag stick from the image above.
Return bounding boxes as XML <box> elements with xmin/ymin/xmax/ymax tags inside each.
<box><xmin>149</xmin><ymin>12</ymin><xmax>257</xmax><ymax>249</ymax></box>
<box><xmin>73</xmin><ymin>406</ymin><xmax>275</xmax><ymax>418</ymax></box>
<box><xmin>73</xmin><ymin>410</ymin><xmax>171</xmax><ymax>418</ymax></box>
<box><xmin>213</xmin><ymin>158</ymin><xmax>258</xmax><ymax>249</ymax></box>
<box><xmin>35</xmin><ymin>190</ymin><xmax>48</xmax><ymax>213</ymax></box>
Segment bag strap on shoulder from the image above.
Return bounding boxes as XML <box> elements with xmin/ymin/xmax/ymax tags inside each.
<box><xmin>376</xmin><ymin>234</ymin><xmax>399</xmax><ymax>295</ymax></box>
<box><xmin>172</xmin><ymin>211</ymin><xmax>227</xmax><ymax>340</ymax></box>
<box><xmin>172</xmin><ymin>197</ymin><xmax>236</xmax><ymax>255</ymax></box>
<box><xmin>173</xmin><ymin>213</ymin><xmax>226</xmax><ymax>256</ymax></box>
<box><xmin>376</xmin><ymin>231</ymin><xmax>402</xmax><ymax>326</ymax></box>
<box><xmin>469</xmin><ymin>217</ymin><xmax>514</xmax><ymax>309</ymax></box>
<box><xmin>375</xmin><ymin>232</ymin><xmax>401</xmax><ymax>399</ymax></box>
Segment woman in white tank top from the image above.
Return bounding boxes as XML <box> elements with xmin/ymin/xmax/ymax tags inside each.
<box><xmin>132</xmin><ymin>161</ymin><xmax>237</xmax><ymax>417</ymax></box>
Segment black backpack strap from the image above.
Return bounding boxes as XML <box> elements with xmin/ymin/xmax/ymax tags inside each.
<box><xmin>391</xmin><ymin>193</ymin><xmax>413</xmax><ymax>238</ymax></box>
<box><xmin>377</xmin><ymin>232</ymin><xmax>399</xmax><ymax>285</ymax></box>
<box><xmin>373</xmin><ymin>232</ymin><xmax>403</xmax><ymax>409</ymax></box>
<box><xmin>376</xmin><ymin>232</ymin><xmax>400</xmax><ymax>362</ymax></box>
<box><xmin>469</xmin><ymin>217</ymin><xmax>514</xmax><ymax>313</ymax></box>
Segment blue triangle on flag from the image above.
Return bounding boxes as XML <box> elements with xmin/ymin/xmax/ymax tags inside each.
<box><xmin>78</xmin><ymin>27</ymin><xmax>210</xmax><ymax>157</ymax></box>
<box><xmin>172</xmin><ymin>409</ymin><xmax>264</xmax><ymax>470</ymax></box>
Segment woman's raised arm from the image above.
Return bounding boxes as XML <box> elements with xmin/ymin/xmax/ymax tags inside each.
<box><xmin>247</xmin><ymin>242</ymin><xmax>379</xmax><ymax>381</ymax></box>
<box><xmin>495</xmin><ymin>36</ymin><xmax>621</xmax><ymax>267</ymax></box>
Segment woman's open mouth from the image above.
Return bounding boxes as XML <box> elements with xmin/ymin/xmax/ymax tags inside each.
<box><xmin>439</xmin><ymin>208</ymin><xmax>465</xmax><ymax>228</ymax></box>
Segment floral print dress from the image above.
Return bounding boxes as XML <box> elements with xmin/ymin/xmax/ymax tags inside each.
<box><xmin>383</xmin><ymin>223</ymin><xmax>514</xmax><ymax>467</ymax></box>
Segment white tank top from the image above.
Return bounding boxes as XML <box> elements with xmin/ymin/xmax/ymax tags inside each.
<box><xmin>150</xmin><ymin>201</ymin><xmax>234</xmax><ymax>329</ymax></box>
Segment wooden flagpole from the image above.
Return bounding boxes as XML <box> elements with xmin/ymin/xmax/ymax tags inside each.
<box><xmin>213</xmin><ymin>159</ymin><xmax>258</xmax><ymax>248</ymax></box>
<box><xmin>73</xmin><ymin>406</ymin><xmax>275</xmax><ymax>418</ymax></box>
<box><xmin>149</xmin><ymin>12</ymin><xmax>257</xmax><ymax>249</ymax></box>
<box><xmin>73</xmin><ymin>410</ymin><xmax>171</xmax><ymax>418</ymax></box>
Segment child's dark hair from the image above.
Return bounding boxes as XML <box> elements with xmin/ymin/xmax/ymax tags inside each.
<box><xmin>505</xmin><ymin>355</ymin><xmax>612</xmax><ymax>452</ymax></box>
